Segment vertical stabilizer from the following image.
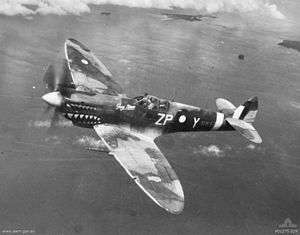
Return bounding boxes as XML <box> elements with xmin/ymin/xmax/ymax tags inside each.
<box><xmin>227</xmin><ymin>97</ymin><xmax>262</xmax><ymax>143</ymax></box>
<box><xmin>233</xmin><ymin>97</ymin><xmax>258</xmax><ymax>123</ymax></box>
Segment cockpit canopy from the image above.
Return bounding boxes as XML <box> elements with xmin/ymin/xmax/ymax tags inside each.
<box><xmin>134</xmin><ymin>94</ymin><xmax>170</xmax><ymax>112</ymax></box>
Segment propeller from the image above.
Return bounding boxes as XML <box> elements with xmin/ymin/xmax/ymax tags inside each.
<box><xmin>43</xmin><ymin>59</ymin><xmax>69</xmax><ymax>93</ymax></box>
<box><xmin>43</xmin><ymin>64</ymin><xmax>56</xmax><ymax>91</ymax></box>
<box><xmin>42</xmin><ymin>59</ymin><xmax>69</xmax><ymax>130</ymax></box>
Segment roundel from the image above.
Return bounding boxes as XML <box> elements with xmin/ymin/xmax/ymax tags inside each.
<box><xmin>178</xmin><ymin>115</ymin><xmax>186</xmax><ymax>123</ymax></box>
<box><xmin>81</xmin><ymin>59</ymin><xmax>88</xmax><ymax>65</ymax></box>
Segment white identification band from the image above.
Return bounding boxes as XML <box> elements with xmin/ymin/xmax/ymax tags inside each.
<box><xmin>212</xmin><ymin>112</ymin><xmax>224</xmax><ymax>130</ymax></box>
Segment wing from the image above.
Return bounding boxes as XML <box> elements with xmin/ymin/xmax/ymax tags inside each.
<box><xmin>64</xmin><ymin>38</ymin><xmax>123</xmax><ymax>95</ymax></box>
<box><xmin>93</xmin><ymin>124</ymin><xmax>184</xmax><ymax>214</ymax></box>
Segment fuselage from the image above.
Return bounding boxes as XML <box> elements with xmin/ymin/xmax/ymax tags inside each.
<box><xmin>58</xmin><ymin>92</ymin><xmax>234</xmax><ymax>134</ymax></box>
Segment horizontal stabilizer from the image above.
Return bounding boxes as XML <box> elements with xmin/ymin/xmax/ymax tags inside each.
<box><xmin>226</xmin><ymin>118</ymin><xmax>262</xmax><ymax>144</ymax></box>
<box><xmin>216</xmin><ymin>98</ymin><xmax>236</xmax><ymax>116</ymax></box>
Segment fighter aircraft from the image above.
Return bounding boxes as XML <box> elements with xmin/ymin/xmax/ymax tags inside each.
<box><xmin>42</xmin><ymin>38</ymin><xmax>262</xmax><ymax>214</ymax></box>
<box><xmin>162</xmin><ymin>13</ymin><xmax>216</xmax><ymax>21</ymax></box>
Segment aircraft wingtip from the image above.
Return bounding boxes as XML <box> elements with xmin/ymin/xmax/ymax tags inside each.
<box><xmin>65</xmin><ymin>38</ymin><xmax>91</xmax><ymax>52</ymax></box>
<box><xmin>170</xmin><ymin>202</ymin><xmax>184</xmax><ymax>214</ymax></box>
<box><xmin>161</xmin><ymin>181</ymin><xmax>185</xmax><ymax>214</ymax></box>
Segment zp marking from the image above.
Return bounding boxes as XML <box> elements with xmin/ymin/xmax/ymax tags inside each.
<box><xmin>155</xmin><ymin>113</ymin><xmax>174</xmax><ymax>126</ymax></box>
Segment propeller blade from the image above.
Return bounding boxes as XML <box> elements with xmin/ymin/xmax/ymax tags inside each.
<box><xmin>42</xmin><ymin>60</ymin><xmax>70</xmax><ymax>134</ymax></box>
<box><xmin>43</xmin><ymin>105</ymin><xmax>52</xmax><ymax>115</ymax></box>
<box><xmin>54</xmin><ymin>59</ymin><xmax>73</xmax><ymax>97</ymax></box>
<box><xmin>43</xmin><ymin>65</ymin><xmax>56</xmax><ymax>91</ymax></box>
<box><xmin>51</xmin><ymin>108</ymin><xmax>60</xmax><ymax>128</ymax></box>
<box><xmin>47</xmin><ymin>108</ymin><xmax>60</xmax><ymax>134</ymax></box>
<box><xmin>43</xmin><ymin>59</ymin><xmax>69</xmax><ymax>92</ymax></box>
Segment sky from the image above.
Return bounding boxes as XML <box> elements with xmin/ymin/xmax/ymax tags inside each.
<box><xmin>0</xmin><ymin>0</ymin><xmax>285</xmax><ymax>19</ymax></box>
<box><xmin>0</xmin><ymin>0</ymin><xmax>299</xmax><ymax>233</ymax></box>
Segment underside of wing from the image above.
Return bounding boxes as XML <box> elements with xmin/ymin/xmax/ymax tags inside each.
<box><xmin>65</xmin><ymin>38</ymin><xmax>123</xmax><ymax>96</ymax></box>
<box><xmin>93</xmin><ymin>124</ymin><xmax>184</xmax><ymax>214</ymax></box>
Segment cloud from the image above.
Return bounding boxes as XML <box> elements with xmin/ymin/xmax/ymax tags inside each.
<box><xmin>45</xmin><ymin>135</ymin><xmax>61</xmax><ymax>144</ymax></box>
<box><xmin>266</xmin><ymin>3</ymin><xmax>285</xmax><ymax>19</ymax></box>
<box><xmin>290</xmin><ymin>101</ymin><xmax>300</xmax><ymax>109</ymax></box>
<box><xmin>246</xmin><ymin>143</ymin><xmax>265</xmax><ymax>153</ymax></box>
<box><xmin>246</xmin><ymin>144</ymin><xmax>256</xmax><ymax>150</ymax></box>
<box><xmin>118</xmin><ymin>59</ymin><xmax>130</xmax><ymax>64</ymax></box>
<box><xmin>36</xmin><ymin>0</ymin><xmax>91</xmax><ymax>15</ymax></box>
<box><xmin>28</xmin><ymin>120</ymin><xmax>73</xmax><ymax>128</ymax></box>
<box><xmin>0</xmin><ymin>1</ymin><xmax>35</xmax><ymax>16</ymax></box>
<box><xmin>75</xmin><ymin>135</ymin><xmax>106</xmax><ymax>149</ymax></box>
<box><xmin>0</xmin><ymin>0</ymin><xmax>285</xmax><ymax>19</ymax></box>
<box><xmin>193</xmin><ymin>144</ymin><xmax>225</xmax><ymax>157</ymax></box>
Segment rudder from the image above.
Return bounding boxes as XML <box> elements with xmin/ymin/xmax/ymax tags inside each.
<box><xmin>229</xmin><ymin>97</ymin><xmax>262</xmax><ymax>143</ymax></box>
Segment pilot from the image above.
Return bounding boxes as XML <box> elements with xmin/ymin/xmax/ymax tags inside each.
<box><xmin>148</xmin><ymin>97</ymin><xmax>158</xmax><ymax>110</ymax></box>
<box><xmin>148</xmin><ymin>102</ymin><xmax>155</xmax><ymax>110</ymax></box>
<box><xmin>139</xmin><ymin>99</ymin><xmax>147</xmax><ymax>107</ymax></box>
<box><xmin>137</xmin><ymin>95</ymin><xmax>150</xmax><ymax>109</ymax></box>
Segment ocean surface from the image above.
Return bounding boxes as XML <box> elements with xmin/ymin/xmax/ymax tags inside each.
<box><xmin>0</xmin><ymin>3</ymin><xmax>299</xmax><ymax>235</ymax></box>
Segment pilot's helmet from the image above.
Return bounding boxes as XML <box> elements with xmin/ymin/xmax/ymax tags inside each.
<box><xmin>151</xmin><ymin>97</ymin><xmax>158</xmax><ymax>103</ymax></box>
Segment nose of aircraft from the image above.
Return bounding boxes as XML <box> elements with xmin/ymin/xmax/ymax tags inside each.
<box><xmin>42</xmin><ymin>91</ymin><xmax>64</xmax><ymax>107</ymax></box>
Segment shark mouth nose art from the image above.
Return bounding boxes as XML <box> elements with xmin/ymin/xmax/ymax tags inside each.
<box><xmin>65</xmin><ymin>112</ymin><xmax>101</xmax><ymax>125</ymax></box>
<box><xmin>66</xmin><ymin>103</ymin><xmax>97</xmax><ymax>111</ymax></box>
<box><xmin>63</xmin><ymin>102</ymin><xmax>101</xmax><ymax>125</ymax></box>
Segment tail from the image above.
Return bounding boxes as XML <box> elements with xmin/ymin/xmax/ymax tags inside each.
<box><xmin>232</xmin><ymin>96</ymin><xmax>258</xmax><ymax>123</ymax></box>
<box><xmin>216</xmin><ymin>97</ymin><xmax>262</xmax><ymax>144</ymax></box>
